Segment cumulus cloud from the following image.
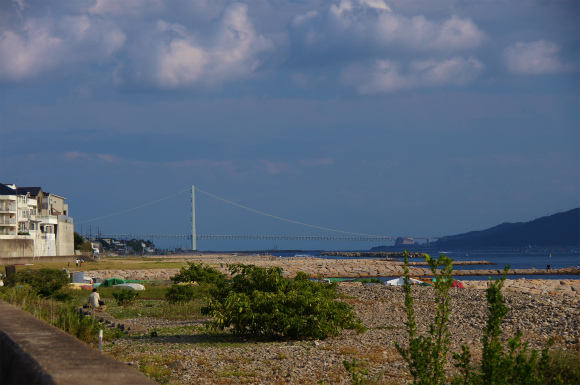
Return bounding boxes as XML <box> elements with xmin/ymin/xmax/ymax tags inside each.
<box><xmin>504</xmin><ymin>40</ymin><xmax>575</xmax><ymax>75</ymax></box>
<box><xmin>88</xmin><ymin>0</ymin><xmax>164</xmax><ymax>17</ymax></box>
<box><xmin>0</xmin><ymin>1</ymin><xmax>271</xmax><ymax>88</ymax></box>
<box><xmin>120</xmin><ymin>2</ymin><xmax>274</xmax><ymax>89</ymax></box>
<box><xmin>289</xmin><ymin>0</ymin><xmax>485</xmax><ymax>62</ymax></box>
<box><xmin>342</xmin><ymin>56</ymin><xmax>484</xmax><ymax>94</ymax></box>
<box><xmin>0</xmin><ymin>14</ymin><xmax>125</xmax><ymax>81</ymax></box>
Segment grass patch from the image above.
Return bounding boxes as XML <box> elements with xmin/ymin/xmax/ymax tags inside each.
<box><xmin>2</xmin><ymin>257</ymin><xmax>191</xmax><ymax>273</ymax></box>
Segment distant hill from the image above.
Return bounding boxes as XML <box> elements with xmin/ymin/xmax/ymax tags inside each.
<box><xmin>433</xmin><ymin>208</ymin><xmax>580</xmax><ymax>249</ymax></box>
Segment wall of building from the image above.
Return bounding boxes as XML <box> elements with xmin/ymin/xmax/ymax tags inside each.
<box><xmin>33</xmin><ymin>232</ymin><xmax>56</xmax><ymax>256</ymax></box>
<box><xmin>0</xmin><ymin>237</ymin><xmax>35</xmax><ymax>259</ymax></box>
<box><xmin>56</xmin><ymin>220</ymin><xmax>74</xmax><ymax>256</ymax></box>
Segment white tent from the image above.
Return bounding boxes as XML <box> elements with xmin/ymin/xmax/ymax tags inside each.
<box><xmin>113</xmin><ymin>283</ymin><xmax>146</xmax><ymax>291</ymax></box>
<box><xmin>385</xmin><ymin>277</ymin><xmax>423</xmax><ymax>286</ymax></box>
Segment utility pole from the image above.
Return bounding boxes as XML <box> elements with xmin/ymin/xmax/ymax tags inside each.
<box><xmin>191</xmin><ymin>185</ymin><xmax>196</xmax><ymax>251</ymax></box>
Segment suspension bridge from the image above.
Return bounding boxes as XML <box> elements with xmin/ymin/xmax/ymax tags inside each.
<box><xmin>77</xmin><ymin>186</ymin><xmax>440</xmax><ymax>250</ymax></box>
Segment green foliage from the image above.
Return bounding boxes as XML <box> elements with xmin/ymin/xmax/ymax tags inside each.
<box><xmin>112</xmin><ymin>289</ymin><xmax>139</xmax><ymax>307</ymax></box>
<box><xmin>73</xmin><ymin>232</ymin><xmax>84</xmax><ymax>250</ymax></box>
<box><xmin>81</xmin><ymin>240</ymin><xmax>93</xmax><ymax>253</ymax></box>
<box><xmin>395</xmin><ymin>252</ymin><xmax>568</xmax><ymax>385</ymax></box>
<box><xmin>353</xmin><ymin>278</ymin><xmax>383</xmax><ymax>284</ymax></box>
<box><xmin>202</xmin><ymin>264</ymin><xmax>366</xmax><ymax>340</ymax></box>
<box><xmin>343</xmin><ymin>358</ymin><xmax>378</xmax><ymax>384</ymax></box>
<box><xmin>0</xmin><ymin>286</ymin><xmax>104</xmax><ymax>345</ymax></box>
<box><xmin>4</xmin><ymin>268</ymin><xmax>70</xmax><ymax>298</ymax></box>
<box><xmin>545</xmin><ymin>350</ymin><xmax>580</xmax><ymax>384</ymax></box>
<box><xmin>165</xmin><ymin>284</ymin><xmax>197</xmax><ymax>304</ymax></box>
<box><xmin>452</xmin><ymin>266</ymin><xmax>570</xmax><ymax>385</ymax></box>
<box><xmin>171</xmin><ymin>262</ymin><xmax>225</xmax><ymax>285</ymax></box>
<box><xmin>55</xmin><ymin>304</ymin><xmax>103</xmax><ymax>343</ymax></box>
<box><xmin>394</xmin><ymin>251</ymin><xmax>455</xmax><ymax>385</ymax></box>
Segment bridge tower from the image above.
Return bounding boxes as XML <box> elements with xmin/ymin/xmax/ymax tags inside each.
<box><xmin>191</xmin><ymin>185</ymin><xmax>196</xmax><ymax>251</ymax></box>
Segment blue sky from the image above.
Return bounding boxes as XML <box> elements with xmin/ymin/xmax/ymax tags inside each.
<box><xmin>1</xmin><ymin>0</ymin><xmax>578</xmax><ymax>251</ymax></box>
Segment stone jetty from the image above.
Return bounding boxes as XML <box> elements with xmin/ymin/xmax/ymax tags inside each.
<box><xmin>83</xmin><ymin>254</ymin><xmax>579</xmax><ymax>297</ymax></box>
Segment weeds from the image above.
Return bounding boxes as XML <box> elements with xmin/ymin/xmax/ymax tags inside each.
<box><xmin>392</xmin><ymin>250</ymin><xmax>574</xmax><ymax>385</ymax></box>
<box><xmin>394</xmin><ymin>251</ymin><xmax>455</xmax><ymax>384</ymax></box>
<box><xmin>0</xmin><ymin>285</ymin><xmax>105</xmax><ymax>345</ymax></box>
<box><xmin>112</xmin><ymin>289</ymin><xmax>139</xmax><ymax>307</ymax></box>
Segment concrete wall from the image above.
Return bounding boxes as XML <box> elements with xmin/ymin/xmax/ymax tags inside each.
<box><xmin>0</xmin><ymin>255</ymin><xmax>79</xmax><ymax>266</ymax></box>
<box><xmin>0</xmin><ymin>300</ymin><xmax>158</xmax><ymax>385</ymax></box>
<box><xmin>56</xmin><ymin>221</ymin><xmax>74</xmax><ymax>256</ymax></box>
<box><xmin>0</xmin><ymin>237</ymin><xmax>35</xmax><ymax>258</ymax></box>
<box><xmin>34</xmin><ymin>233</ymin><xmax>56</xmax><ymax>257</ymax></box>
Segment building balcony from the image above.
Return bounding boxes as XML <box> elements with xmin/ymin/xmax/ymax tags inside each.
<box><xmin>35</xmin><ymin>215</ymin><xmax>59</xmax><ymax>224</ymax></box>
<box><xmin>0</xmin><ymin>218</ymin><xmax>16</xmax><ymax>225</ymax></box>
<box><xmin>57</xmin><ymin>215</ymin><xmax>73</xmax><ymax>223</ymax></box>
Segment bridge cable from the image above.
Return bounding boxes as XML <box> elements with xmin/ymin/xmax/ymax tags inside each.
<box><xmin>76</xmin><ymin>188</ymin><xmax>190</xmax><ymax>224</ymax></box>
<box><xmin>193</xmin><ymin>186</ymin><xmax>381</xmax><ymax>237</ymax></box>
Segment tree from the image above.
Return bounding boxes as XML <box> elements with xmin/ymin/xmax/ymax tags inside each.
<box><xmin>74</xmin><ymin>232</ymin><xmax>84</xmax><ymax>251</ymax></box>
<box><xmin>81</xmin><ymin>240</ymin><xmax>93</xmax><ymax>253</ymax></box>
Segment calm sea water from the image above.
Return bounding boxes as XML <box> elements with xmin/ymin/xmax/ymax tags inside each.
<box><xmin>274</xmin><ymin>248</ymin><xmax>580</xmax><ymax>281</ymax></box>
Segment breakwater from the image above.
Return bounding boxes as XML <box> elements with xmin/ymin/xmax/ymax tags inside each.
<box><xmin>84</xmin><ymin>254</ymin><xmax>579</xmax><ymax>282</ymax></box>
<box><xmin>320</xmin><ymin>251</ymin><xmax>425</xmax><ymax>258</ymax></box>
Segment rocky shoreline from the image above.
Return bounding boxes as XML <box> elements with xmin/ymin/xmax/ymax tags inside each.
<box><xmin>84</xmin><ymin>255</ymin><xmax>580</xmax><ymax>298</ymax></box>
<box><xmin>104</xmin><ymin>282</ymin><xmax>580</xmax><ymax>385</ymax></box>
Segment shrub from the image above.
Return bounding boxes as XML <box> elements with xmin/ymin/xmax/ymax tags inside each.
<box><xmin>166</xmin><ymin>284</ymin><xmax>197</xmax><ymax>304</ymax></box>
<box><xmin>4</xmin><ymin>268</ymin><xmax>70</xmax><ymax>298</ymax></box>
<box><xmin>394</xmin><ymin>251</ymin><xmax>566</xmax><ymax>385</ymax></box>
<box><xmin>202</xmin><ymin>264</ymin><xmax>366</xmax><ymax>340</ymax></box>
<box><xmin>112</xmin><ymin>289</ymin><xmax>139</xmax><ymax>307</ymax></box>
<box><xmin>171</xmin><ymin>262</ymin><xmax>225</xmax><ymax>285</ymax></box>
<box><xmin>394</xmin><ymin>252</ymin><xmax>455</xmax><ymax>384</ymax></box>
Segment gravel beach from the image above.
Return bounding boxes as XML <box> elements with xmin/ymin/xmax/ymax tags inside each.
<box><xmin>104</xmin><ymin>281</ymin><xmax>580</xmax><ymax>385</ymax></box>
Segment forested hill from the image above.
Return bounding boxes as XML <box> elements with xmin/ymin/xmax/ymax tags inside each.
<box><xmin>434</xmin><ymin>208</ymin><xmax>580</xmax><ymax>249</ymax></box>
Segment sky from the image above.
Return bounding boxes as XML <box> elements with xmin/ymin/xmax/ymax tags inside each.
<box><xmin>0</xmin><ymin>0</ymin><xmax>578</xmax><ymax>251</ymax></box>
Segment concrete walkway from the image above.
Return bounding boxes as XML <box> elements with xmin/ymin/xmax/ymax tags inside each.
<box><xmin>0</xmin><ymin>300</ymin><xmax>157</xmax><ymax>385</ymax></box>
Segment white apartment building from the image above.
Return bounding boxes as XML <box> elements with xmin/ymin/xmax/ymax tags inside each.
<box><xmin>0</xmin><ymin>183</ymin><xmax>74</xmax><ymax>258</ymax></box>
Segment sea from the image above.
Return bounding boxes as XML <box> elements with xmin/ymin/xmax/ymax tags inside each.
<box><xmin>270</xmin><ymin>247</ymin><xmax>580</xmax><ymax>281</ymax></box>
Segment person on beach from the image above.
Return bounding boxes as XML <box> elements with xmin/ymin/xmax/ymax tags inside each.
<box><xmin>88</xmin><ymin>288</ymin><xmax>105</xmax><ymax>310</ymax></box>
<box><xmin>546</xmin><ymin>264</ymin><xmax>551</xmax><ymax>270</ymax></box>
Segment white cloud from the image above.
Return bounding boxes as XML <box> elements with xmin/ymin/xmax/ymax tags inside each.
<box><xmin>289</xmin><ymin>0</ymin><xmax>485</xmax><ymax>59</ymax></box>
<box><xmin>128</xmin><ymin>2</ymin><xmax>274</xmax><ymax>89</ymax></box>
<box><xmin>88</xmin><ymin>0</ymin><xmax>164</xmax><ymax>17</ymax></box>
<box><xmin>0</xmin><ymin>15</ymin><xmax>125</xmax><ymax>81</ymax></box>
<box><xmin>504</xmin><ymin>40</ymin><xmax>575</xmax><ymax>75</ymax></box>
<box><xmin>342</xmin><ymin>56</ymin><xmax>484</xmax><ymax>94</ymax></box>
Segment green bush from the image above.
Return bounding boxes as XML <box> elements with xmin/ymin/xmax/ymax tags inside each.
<box><xmin>166</xmin><ymin>284</ymin><xmax>197</xmax><ymax>304</ymax></box>
<box><xmin>393</xmin><ymin>251</ymin><xmax>568</xmax><ymax>385</ymax></box>
<box><xmin>394</xmin><ymin>252</ymin><xmax>455</xmax><ymax>384</ymax></box>
<box><xmin>171</xmin><ymin>262</ymin><xmax>225</xmax><ymax>284</ymax></box>
<box><xmin>4</xmin><ymin>269</ymin><xmax>70</xmax><ymax>298</ymax></box>
<box><xmin>353</xmin><ymin>278</ymin><xmax>383</xmax><ymax>284</ymax></box>
<box><xmin>112</xmin><ymin>289</ymin><xmax>139</xmax><ymax>307</ymax></box>
<box><xmin>202</xmin><ymin>264</ymin><xmax>366</xmax><ymax>340</ymax></box>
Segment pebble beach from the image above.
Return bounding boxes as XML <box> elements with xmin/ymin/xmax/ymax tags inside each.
<box><xmin>95</xmin><ymin>254</ymin><xmax>579</xmax><ymax>384</ymax></box>
<box><xmin>106</xmin><ymin>282</ymin><xmax>579</xmax><ymax>384</ymax></box>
